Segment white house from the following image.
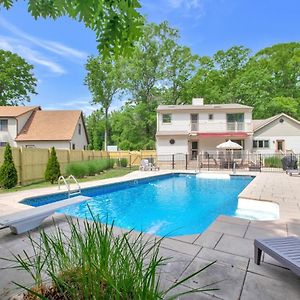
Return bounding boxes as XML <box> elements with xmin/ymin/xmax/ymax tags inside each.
<box><xmin>0</xmin><ymin>106</ymin><xmax>88</xmax><ymax>150</ymax></box>
<box><xmin>156</xmin><ymin>98</ymin><xmax>300</xmax><ymax>157</ymax></box>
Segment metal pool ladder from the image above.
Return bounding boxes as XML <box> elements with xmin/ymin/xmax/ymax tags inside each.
<box><xmin>58</xmin><ymin>175</ymin><xmax>81</xmax><ymax>198</ymax></box>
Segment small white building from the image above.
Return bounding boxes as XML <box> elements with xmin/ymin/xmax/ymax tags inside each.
<box><xmin>156</xmin><ymin>98</ymin><xmax>300</xmax><ymax>157</ymax></box>
<box><xmin>0</xmin><ymin>106</ymin><xmax>88</xmax><ymax>150</ymax></box>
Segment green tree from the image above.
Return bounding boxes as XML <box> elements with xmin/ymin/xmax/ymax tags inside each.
<box><xmin>0</xmin><ymin>50</ymin><xmax>37</xmax><ymax>105</ymax></box>
<box><xmin>0</xmin><ymin>144</ymin><xmax>18</xmax><ymax>189</ymax></box>
<box><xmin>162</xmin><ymin>44</ymin><xmax>198</xmax><ymax>104</ymax></box>
<box><xmin>45</xmin><ymin>147</ymin><xmax>61</xmax><ymax>184</ymax></box>
<box><xmin>85</xmin><ymin>55</ymin><xmax>124</xmax><ymax>150</ymax></box>
<box><xmin>86</xmin><ymin>110</ymin><xmax>107</xmax><ymax>150</ymax></box>
<box><xmin>265</xmin><ymin>97</ymin><xmax>300</xmax><ymax>119</ymax></box>
<box><xmin>0</xmin><ymin>0</ymin><xmax>143</xmax><ymax>56</ymax></box>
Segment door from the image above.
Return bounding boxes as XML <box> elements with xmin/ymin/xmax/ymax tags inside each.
<box><xmin>276</xmin><ymin>140</ymin><xmax>285</xmax><ymax>152</ymax></box>
<box><xmin>191</xmin><ymin>141</ymin><xmax>198</xmax><ymax>160</ymax></box>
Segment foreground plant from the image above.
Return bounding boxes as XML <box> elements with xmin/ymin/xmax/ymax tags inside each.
<box><xmin>2</xmin><ymin>216</ymin><xmax>217</xmax><ymax>299</ymax></box>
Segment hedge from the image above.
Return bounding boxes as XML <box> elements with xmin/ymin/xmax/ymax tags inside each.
<box><xmin>65</xmin><ymin>159</ymin><xmax>115</xmax><ymax>178</ymax></box>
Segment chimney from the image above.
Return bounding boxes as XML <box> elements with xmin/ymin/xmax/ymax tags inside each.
<box><xmin>192</xmin><ymin>98</ymin><xmax>204</xmax><ymax>106</ymax></box>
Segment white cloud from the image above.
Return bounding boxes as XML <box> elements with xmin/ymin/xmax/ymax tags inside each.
<box><xmin>168</xmin><ymin>0</ymin><xmax>202</xmax><ymax>9</ymax></box>
<box><xmin>0</xmin><ymin>36</ymin><xmax>66</xmax><ymax>75</ymax></box>
<box><xmin>0</xmin><ymin>17</ymin><xmax>87</xmax><ymax>61</ymax></box>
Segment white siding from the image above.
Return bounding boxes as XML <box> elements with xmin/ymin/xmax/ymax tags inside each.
<box><xmin>156</xmin><ymin>137</ymin><xmax>188</xmax><ymax>156</ymax></box>
<box><xmin>70</xmin><ymin>116</ymin><xmax>88</xmax><ymax>150</ymax></box>
<box><xmin>0</xmin><ymin>117</ymin><xmax>18</xmax><ymax>147</ymax></box>
<box><xmin>253</xmin><ymin>116</ymin><xmax>300</xmax><ymax>154</ymax></box>
<box><xmin>16</xmin><ymin>141</ymin><xmax>70</xmax><ymax>149</ymax></box>
<box><xmin>158</xmin><ymin>110</ymin><xmax>252</xmax><ymax>133</ymax></box>
<box><xmin>16</xmin><ymin>111</ymin><xmax>34</xmax><ymax>134</ymax></box>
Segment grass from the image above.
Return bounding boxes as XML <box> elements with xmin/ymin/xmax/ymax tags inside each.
<box><xmin>264</xmin><ymin>156</ymin><xmax>283</xmax><ymax>168</ymax></box>
<box><xmin>1</xmin><ymin>215</ymin><xmax>217</xmax><ymax>299</ymax></box>
<box><xmin>0</xmin><ymin>167</ymin><xmax>138</xmax><ymax>194</ymax></box>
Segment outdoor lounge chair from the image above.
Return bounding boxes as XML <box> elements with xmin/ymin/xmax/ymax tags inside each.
<box><xmin>254</xmin><ymin>237</ymin><xmax>300</xmax><ymax>276</ymax></box>
<box><xmin>286</xmin><ymin>168</ymin><xmax>300</xmax><ymax>176</ymax></box>
<box><xmin>139</xmin><ymin>159</ymin><xmax>159</xmax><ymax>171</ymax></box>
<box><xmin>0</xmin><ymin>195</ymin><xmax>90</xmax><ymax>234</ymax></box>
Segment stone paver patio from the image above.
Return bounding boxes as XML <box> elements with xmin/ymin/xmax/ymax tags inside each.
<box><xmin>0</xmin><ymin>170</ymin><xmax>300</xmax><ymax>299</ymax></box>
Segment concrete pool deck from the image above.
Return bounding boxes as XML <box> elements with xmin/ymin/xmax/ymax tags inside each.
<box><xmin>0</xmin><ymin>171</ymin><xmax>300</xmax><ymax>299</ymax></box>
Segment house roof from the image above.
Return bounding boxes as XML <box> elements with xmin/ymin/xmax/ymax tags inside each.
<box><xmin>157</xmin><ymin>103</ymin><xmax>252</xmax><ymax>112</ymax></box>
<box><xmin>16</xmin><ymin>110</ymin><xmax>83</xmax><ymax>141</ymax></box>
<box><xmin>253</xmin><ymin>113</ymin><xmax>300</xmax><ymax>132</ymax></box>
<box><xmin>0</xmin><ymin>106</ymin><xmax>40</xmax><ymax>117</ymax></box>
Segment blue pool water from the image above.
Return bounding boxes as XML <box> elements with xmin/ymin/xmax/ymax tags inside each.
<box><xmin>22</xmin><ymin>174</ymin><xmax>253</xmax><ymax>236</ymax></box>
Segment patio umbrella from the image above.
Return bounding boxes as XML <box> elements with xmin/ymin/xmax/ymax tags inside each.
<box><xmin>216</xmin><ymin>140</ymin><xmax>242</xmax><ymax>169</ymax></box>
<box><xmin>216</xmin><ymin>140</ymin><xmax>243</xmax><ymax>150</ymax></box>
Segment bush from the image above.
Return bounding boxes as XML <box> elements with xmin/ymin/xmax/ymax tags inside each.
<box><xmin>0</xmin><ymin>144</ymin><xmax>18</xmax><ymax>189</ymax></box>
<box><xmin>45</xmin><ymin>147</ymin><xmax>61</xmax><ymax>184</ymax></box>
<box><xmin>66</xmin><ymin>159</ymin><xmax>114</xmax><ymax>178</ymax></box>
<box><xmin>264</xmin><ymin>156</ymin><xmax>282</xmax><ymax>168</ymax></box>
<box><xmin>3</xmin><ymin>216</ymin><xmax>217</xmax><ymax>299</ymax></box>
<box><xmin>120</xmin><ymin>158</ymin><xmax>128</xmax><ymax>167</ymax></box>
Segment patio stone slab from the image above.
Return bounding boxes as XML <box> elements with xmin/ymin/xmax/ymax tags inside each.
<box><xmin>247</xmin><ymin>259</ymin><xmax>297</xmax><ymax>282</ymax></box>
<box><xmin>161</xmin><ymin>238</ymin><xmax>202</xmax><ymax>257</ymax></box>
<box><xmin>244</xmin><ymin>224</ymin><xmax>287</xmax><ymax>240</ymax></box>
<box><xmin>180</xmin><ymin>257</ymin><xmax>247</xmax><ymax>300</ymax></box>
<box><xmin>171</xmin><ymin>234</ymin><xmax>200</xmax><ymax>244</ymax></box>
<box><xmin>207</xmin><ymin>221</ymin><xmax>248</xmax><ymax>237</ymax></box>
<box><xmin>216</xmin><ymin>215</ymin><xmax>250</xmax><ymax>225</ymax></box>
<box><xmin>197</xmin><ymin>247</ymin><xmax>249</xmax><ymax>270</ymax></box>
<box><xmin>194</xmin><ymin>230</ymin><xmax>223</xmax><ymax>249</ymax></box>
<box><xmin>240</xmin><ymin>271</ymin><xmax>300</xmax><ymax>300</ymax></box>
<box><xmin>214</xmin><ymin>234</ymin><xmax>254</xmax><ymax>258</ymax></box>
<box><xmin>287</xmin><ymin>223</ymin><xmax>300</xmax><ymax>236</ymax></box>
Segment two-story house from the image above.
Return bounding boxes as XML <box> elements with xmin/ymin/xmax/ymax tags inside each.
<box><xmin>0</xmin><ymin>106</ymin><xmax>88</xmax><ymax>150</ymax></box>
<box><xmin>156</xmin><ymin>98</ymin><xmax>300</xmax><ymax>157</ymax></box>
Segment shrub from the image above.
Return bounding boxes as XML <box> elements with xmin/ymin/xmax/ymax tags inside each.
<box><xmin>264</xmin><ymin>156</ymin><xmax>282</xmax><ymax>168</ymax></box>
<box><xmin>120</xmin><ymin>158</ymin><xmax>128</xmax><ymax>167</ymax></box>
<box><xmin>66</xmin><ymin>159</ymin><xmax>114</xmax><ymax>178</ymax></box>
<box><xmin>2</xmin><ymin>216</ymin><xmax>217</xmax><ymax>299</ymax></box>
<box><xmin>65</xmin><ymin>162</ymin><xmax>89</xmax><ymax>178</ymax></box>
<box><xmin>0</xmin><ymin>144</ymin><xmax>18</xmax><ymax>189</ymax></box>
<box><xmin>45</xmin><ymin>147</ymin><xmax>61</xmax><ymax>184</ymax></box>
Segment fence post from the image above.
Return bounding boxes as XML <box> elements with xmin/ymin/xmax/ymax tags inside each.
<box><xmin>208</xmin><ymin>155</ymin><xmax>210</xmax><ymax>171</ymax></box>
<box><xmin>260</xmin><ymin>154</ymin><xmax>262</xmax><ymax>172</ymax></box>
<box><xmin>185</xmin><ymin>154</ymin><xmax>188</xmax><ymax>170</ymax></box>
<box><xmin>129</xmin><ymin>154</ymin><xmax>131</xmax><ymax>170</ymax></box>
<box><xmin>18</xmin><ymin>147</ymin><xmax>23</xmax><ymax>186</ymax></box>
<box><xmin>172</xmin><ymin>154</ymin><xmax>175</xmax><ymax>170</ymax></box>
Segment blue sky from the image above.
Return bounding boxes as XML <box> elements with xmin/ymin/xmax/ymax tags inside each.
<box><xmin>0</xmin><ymin>0</ymin><xmax>299</xmax><ymax>114</ymax></box>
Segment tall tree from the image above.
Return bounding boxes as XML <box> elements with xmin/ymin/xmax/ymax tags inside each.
<box><xmin>85</xmin><ymin>55</ymin><xmax>123</xmax><ymax>150</ymax></box>
<box><xmin>86</xmin><ymin>110</ymin><xmax>107</xmax><ymax>150</ymax></box>
<box><xmin>162</xmin><ymin>44</ymin><xmax>198</xmax><ymax>104</ymax></box>
<box><xmin>0</xmin><ymin>50</ymin><xmax>37</xmax><ymax>105</ymax></box>
<box><xmin>0</xmin><ymin>0</ymin><xmax>143</xmax><ymax>56</ymax></box>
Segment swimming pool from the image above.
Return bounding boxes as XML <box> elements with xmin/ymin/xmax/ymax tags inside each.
<box><xmin>22</xmin><ymin>173</ymin><xmax>256</xmax><ymax>236</ymax></box>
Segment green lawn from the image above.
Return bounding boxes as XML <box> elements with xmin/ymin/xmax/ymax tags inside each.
<box><xmin>0</xmin><ymin>167</ymin><xmax>138</xmax><ymax>194</ymax></box>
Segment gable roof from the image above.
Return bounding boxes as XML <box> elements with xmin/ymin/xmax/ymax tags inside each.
<box><xmin>157</xmin><ymin>103</ymin><xmax>252</xmax><ymax>112</ymax></box>
<box><xmin>253</xmin><ymin>113</ymin><xmax>300</xmax><ymax>132</ymax></box>
<box><xmin>16</xmin><ymin>110</ymin><xmax>85</xmax><ymax>141</ymax></box>
<box><xmin>0</xmin><ymin>106</ymin><xmax>40</xmax><ymax>117</ymax></box>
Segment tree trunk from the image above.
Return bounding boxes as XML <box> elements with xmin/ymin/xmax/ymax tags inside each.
<box><xmin>104</xmin><ymin>107</ymin><xmax>108</xmax><ymax>151</ymax></box>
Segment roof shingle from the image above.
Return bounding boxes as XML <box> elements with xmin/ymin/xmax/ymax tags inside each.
<box><xmin>16</xmin><ymin>110</ymin><xmax>82</xmax><ymax>141</ymax></box>
<box><xmin>0</xmin><ymin>106</ymin><xmax>40</xmax><ymax>117</ymax></box>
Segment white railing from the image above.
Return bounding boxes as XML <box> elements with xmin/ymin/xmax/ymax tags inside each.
<box><xmin>227</xmin><ymin>122</ymin><xmax>245</xmax><ymax>131</ymax></box>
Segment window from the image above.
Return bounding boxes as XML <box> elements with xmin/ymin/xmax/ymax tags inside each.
<box><xmin>78</xmin><ymin>123</ymin><xmax>81</xmax><ymax>135</ymax></box>
<box><xmin>264</xmin><ymin>140</ymin><xmax>269</xmax><ymax>148</ymax></box>
<box><xmin>226</xmin><ymin>113</ymin><xmax>244</xmax><ymax>123</ymax></box>
<box><xmin>72</xmin><ymin>143</ymin><xmax>76</xmax><ymax>150</ymax></box>
<box><xmin>162</xmin><ymin>114</ymin><xmax>172</xmax><ymax>123</ymax></box>
<box><xmin>208</xmin><ymin>114</ymin><xmax>214</xmax><ymax>120</ymax></box>
<box><xmin>0</xmin><ymin>119</ymin><xmax>8</xmax><ymax>131</ymax></box>
<box><xmin>253</xmin><ymin>140</ymin><xmax>269</xmax><ymax>149</ymax></box>
<box><xmin>0</xmin><ymin>142</ymin><xmax>7</xmax><ymax>147</ymax></box>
